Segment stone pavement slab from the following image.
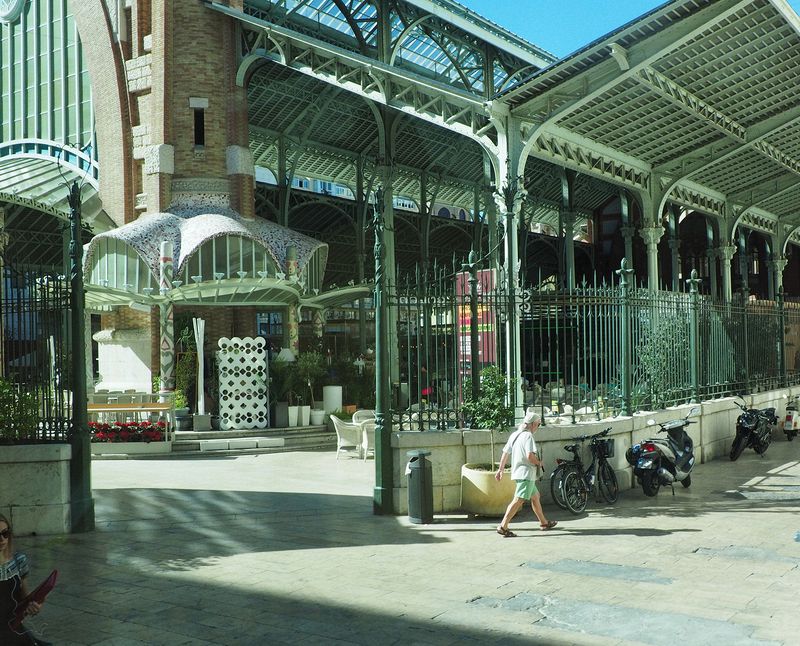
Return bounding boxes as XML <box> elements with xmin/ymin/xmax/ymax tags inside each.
<box><xmin>14</xmin><ymin>441</ymin><xmax>800</xmax><ymax>645</ymax></box>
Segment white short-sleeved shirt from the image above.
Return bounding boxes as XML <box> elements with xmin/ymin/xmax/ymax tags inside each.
<box><xmin>502</xmin><ymin>428</ymin><xmax>537</xmax><ymax>481</ymax></box>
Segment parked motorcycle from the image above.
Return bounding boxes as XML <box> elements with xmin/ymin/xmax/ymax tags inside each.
<box><xmin>625</xmin><ymin>408</ymin><xmax>698</xmax><ymax>497</ymax></box>
<box><xmin>730</xmin><ymin>399</ymin><xmax>776</xmax><ymax>461</ymax></box>
<box><xmin>783</xmin><ymin>394</ymin><xmax>799</xmax><ymax>442</ymax></box>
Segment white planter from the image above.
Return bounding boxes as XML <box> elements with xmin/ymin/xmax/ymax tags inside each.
<box><xmin>91</xmin><ymin>441</ymin><xmax>172</xmax><ymax>456</ymax></box>
<box><xmin>310</xmin><ymin>409</ymin><xmax>326</xmax><ymax>425</ymax></box>
<box><xmin>323</xmin><ymin>385</ymin><xmax>343</xmax><ymax>414</ymax></box>
<box><xmin>299</xmin><ymin>405</ymin><xmax>311</xmax><ymax>426</ymax></box>
<box><xmin>287</xmin><ymin>405</ymin><xmax>299</xmax><ymax>427</ymax></box>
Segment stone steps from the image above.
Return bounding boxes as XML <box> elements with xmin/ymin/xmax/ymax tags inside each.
<box><xmin>171</xmin><ymin>424</ymin><xmax>335</xmax><ymax>456</ymax></box>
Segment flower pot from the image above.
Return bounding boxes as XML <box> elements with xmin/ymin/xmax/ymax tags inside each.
<box><xmin>287</xmin><ymin>405</ymin><xmax>299</xmax><ymax>427</ymax></box>
<box><xmin>310</xmin><ymin>408</ymin><xmax>325</xmax><ymax>425</ymax></box>
<box><xmin>274</xmin><ymin>402</ymin><xmax>289</xmax><ymax>427</ymax></box>
<box><xmin>299</xmin><ymin>405</ymin><xmax>311</xmax><ymax>426</ymax></box>
<box><xmin>460</xmin><ymin>464</ymin><xmax>515</xmax><ymax>517</ymax></box>
<box><xmin>322</xmin><ymin>385</ymin><xmax>342</xmax><ymax>414</ymax></box>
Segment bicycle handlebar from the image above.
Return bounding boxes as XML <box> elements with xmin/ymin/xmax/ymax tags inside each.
<box><xmin>571</xmin><ymin>427</ymin><xmax>612</xmax><ymax>442</ymax></box>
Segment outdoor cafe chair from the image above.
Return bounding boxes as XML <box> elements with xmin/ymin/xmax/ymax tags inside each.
<box><xmin>331</xmin><ymin>415</ymin><xmax>363</xmax><ymax>459</ymax></box>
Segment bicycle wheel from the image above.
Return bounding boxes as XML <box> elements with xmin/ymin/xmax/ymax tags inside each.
<box><xmin>563</xmin><ymin>470</ymin><xmax>587</xmax><ymax>514</ymax></box>
<box><xmin>597</xmin><ymin>461</ymin><xmax>619</xmax><ymax>503</ymax></box>
<box><xmin>549</xmin><ymin>463</ymin><xmax>577</xmax><ymax>510</ymax></box>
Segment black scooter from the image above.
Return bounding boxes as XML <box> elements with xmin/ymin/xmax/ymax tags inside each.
<box><xmin>625</xmin><ymin>408</ymin><xmax>697</xmax><ymax>497</ymax></box>
<box><xmin>730</xmin><ymin>399</ymin><xmax>776</xmax><ymax>461</ymax></box>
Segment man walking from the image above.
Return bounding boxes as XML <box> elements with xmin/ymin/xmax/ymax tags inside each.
<box><xmin>495</xmin><ymin>409</ymin><xmax>558</xmax><ymax>537</ymax></box>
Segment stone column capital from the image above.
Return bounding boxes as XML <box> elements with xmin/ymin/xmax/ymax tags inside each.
<box><xmin>620</xmin><ymin>226</ymin><xmax>636</xmax><ymax>239</ymax></box>
<box><xmin>668</xmin><ymin>238</ymin><xmax>681</xmax><ymax>252</ymax></box>
<box><xmin>770</xmin><ymin>255</ymin><xmax>789</xmax><ymax>273</ymax></box>
<box><xmin>717</xmin><ymin>244</ymin><xmax>737</xmax><ymax>262</ymax></box>
<box><xmin>639</xmin><ymin>225</ymin><xmax>664</xmax><ymax>248</ymax></box>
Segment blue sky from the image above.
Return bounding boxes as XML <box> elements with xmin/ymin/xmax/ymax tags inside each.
<box><xmin>457</xmin><ymin>1</ymin><xmax>800</xmax><ymax>58</ymax></box>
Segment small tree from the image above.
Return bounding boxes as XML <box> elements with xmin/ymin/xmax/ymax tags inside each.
<box><xmin>462</xmin><ymin>365</ymin><xmax>515</xmax><ymax>470</ymax></box>
<box><xmin>296</xmin><ymin>351</ymin><xmax>326</xmax><ymax>407</ymax></box>
<box><xmin>462</xmin><ymin>365</ymin><xmax>514</xmax><ymax>430</ymax></box>
<box><xmin>270</xmin><ymin>359</ymin><xmax>299</xmax><ymax>405</ymax></box>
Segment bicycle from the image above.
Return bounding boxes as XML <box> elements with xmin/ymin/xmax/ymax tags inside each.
<box><xmin>549</xmin><ymin>427</ymin><xmax>618</xmax><ymax>514</ymax></box>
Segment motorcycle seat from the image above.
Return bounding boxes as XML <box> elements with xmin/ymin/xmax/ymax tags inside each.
<box><xmin>760</xmin><ymin>407</ymin><xmax>776</xmax><ymax>417</ymax></box>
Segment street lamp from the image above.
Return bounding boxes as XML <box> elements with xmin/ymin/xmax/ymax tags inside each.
<box><xmin>58</xmin><ymin>144</ymin><xmax>95</xmax><ymax>533</ymax></box>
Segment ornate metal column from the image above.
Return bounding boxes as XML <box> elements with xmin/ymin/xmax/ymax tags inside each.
<box><xmin>373</xmin><ymin>186</ymin><xmax>393</xmax><ymax>515</ymax></box>
<box><xmin>67</xmin><ymin>179</ymin><xmax>95</xmax><ymax>532</ymax></box>
<box><xmin>616</xmin><ymin>259</ymin><xmax>634</xmax><ymax>416</ymax></box>
<box><xmin>771</xmin><ymin>255</ymin><xmax>789</xmax><ymax>299</ymax></box>
<box><xmin>718</xmin><ymin>243</ymin><xmax>736</xmax><ymax>302</ymax></box>
<box><xmin>668</xmin><ymin>237</ymin><xmax>681</xmax><ymax>291</ymax></box>
<box><xmin>285</xmin><ymin>245</ymin><xmax>299</xmax><ymax>355</ymax></box>
<box><xmin>562</xmin><ymin>211</ymin><xmax>577</xmax><ymax>289</ymax></box>
<box><xmin>706</xmin><ymin>248</ymin><xmax>718</xmax><ymax>300</ymax></box>
<box><xmin>620</xmin><ymin>226</ymin><xmax>636</xmax><ymax>270</ymax></box>
<box><xmin>496</xmin><ymin>174</ymin><xmax>526</xmax><ymax>420</ymax></box>
<box><xmin>778</xmin><ymin>287</ymin><xmax>787</xmax><ymax>387</ymax></box>
<box><xmin>687</xmin><ymin>270</ymin><xmax>701</xmax><ymax>403</ymax></box>
<box><xmin>159</xmin><ymin>241</ymin><xmax>175</xmax><ymax>395</ymax></box>
<box><xmin>0</xmin><ymin>208</ymin><xmax>6</xmax><ymax>378</ymax></box>
<box><xmin>639</xmin><ymin>226</ymin><xmax>664</xmax><ymax>291</ymax></box>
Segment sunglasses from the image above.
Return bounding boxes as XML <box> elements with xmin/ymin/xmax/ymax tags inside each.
<box><xmin>0</xmin><ymin>529</ymin><xmax>9</xmax><ymax>539</ymax></box>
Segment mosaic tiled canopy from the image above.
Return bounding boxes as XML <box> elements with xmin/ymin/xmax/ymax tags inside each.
<box><xmin>85</xmin><ymin>209</ymin><xmax>327</xmax><ymax>279</ymax></box>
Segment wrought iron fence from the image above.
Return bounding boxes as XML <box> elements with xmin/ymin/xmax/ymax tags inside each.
<box><xmin>0</xmin><ymin>255</ymin><xmax>73</xmax><ymax>442</ymax></box>
<box><xmin>385</xmin><ymin>260</ymin><xmax>797</xmax><ymax>429</ymax></box>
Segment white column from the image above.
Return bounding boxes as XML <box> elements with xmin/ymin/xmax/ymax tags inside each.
<box><xmin>639</xmin><ymin>226</ymin><xmax>664</xmax><ymax>291</ymax></box>
<box><xmin>718</xmin><ymin>244</ymin><xmax>736</xmax><ymax>303</ymax></box>
<box><xmin>771</xmin><ymin>255</ymin><xmax>789</xmax><ymax>297</ymax></box>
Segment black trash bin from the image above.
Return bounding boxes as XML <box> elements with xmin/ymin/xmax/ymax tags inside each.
<box><xmin>406</xmin><ymin>449</ymin><xmax>433</xmax><ymax>524</ymax></box>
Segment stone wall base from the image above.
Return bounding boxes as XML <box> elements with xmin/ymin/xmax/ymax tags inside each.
<box><xmin>389</xmin><ymin>390</ymin><xmax>791</xmax><ymax>515</ymax></box>
<box><xmin>0</xmin><ymin>444</ymin><xmax>72</xmax><ymax>535</ymax></box>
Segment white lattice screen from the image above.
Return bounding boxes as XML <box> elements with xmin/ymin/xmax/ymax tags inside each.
<box><xmin>217</xmin><ymin>336</ymin><xmax>269</xmax><ymax>430</ymax></box>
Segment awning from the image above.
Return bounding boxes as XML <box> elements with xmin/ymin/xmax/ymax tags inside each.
<box><xmin>0</xmin><ymin>156</ymin><xmax>114</xmax><ymax>232</ymax></box>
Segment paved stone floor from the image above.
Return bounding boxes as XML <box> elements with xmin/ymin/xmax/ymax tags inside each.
<box><xmin>17</xmin><ymin>438</ymin><xmax>800</xmax><ymax>645</ymax></box>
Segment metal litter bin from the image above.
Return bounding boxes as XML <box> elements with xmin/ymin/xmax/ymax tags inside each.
<box><xmin>406</xmin><ymin>449</ymin><xmax>433</xmax><ymax>524</ymax></box>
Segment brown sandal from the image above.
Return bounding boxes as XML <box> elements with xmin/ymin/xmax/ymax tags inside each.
<box><xmin>540</xmin><ymin>520</ymin><xmax>558</xmax><ymax>531</ymax></box>
<box><xmin>496</xmin><ymin>526</ymin><xmax>517</xmax><ymax>537</ymax></box>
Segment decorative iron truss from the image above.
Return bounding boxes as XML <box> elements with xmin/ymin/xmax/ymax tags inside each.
<box><xmin>669</xmin><ymin>184</ymin><xmax>725</xmax><ymax>220</ymax></box>
<box><xmin>207</xmin><ymin>1</ymin><xmax>554</xmax><ymax>148</ymax></box>
<box><xmin>737</xmin><ymin>211</ymin><xmax>777</xmax><ymax>238</ymax></box>
<box><xmin>531</xmin><ymin>131</ymin><xmax>650</xmax><ymax>192</ymax></box>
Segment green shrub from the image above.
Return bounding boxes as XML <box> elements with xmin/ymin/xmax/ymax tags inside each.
<box><xmin>462</xmin><ymin>365</ymin><xmax>514</xmax><ymax>431</ymax></box>
<box><xmin>0</xmin><ymin>378</ymin><xmax>39</xmax><ymax>443</ymax></box>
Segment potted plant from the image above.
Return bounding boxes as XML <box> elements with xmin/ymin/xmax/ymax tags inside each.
<box><xmin>270</xmin><ymin>357</ymin><xmax>299</xmax><ymax>427</ymax></box>
<box><xmin>297</xmin><ymin>350</ymin><xmax>326</xmax><ymax>426</ymax></box>
<box><xmin>172</xmin><ymin>321</ymin><xmax>196</xmax><ymax>431</ymax></box>
<box><xmin>460</xmin><ymin>365</ymin><xmax>517</xmax><ymax>517</ymax></box>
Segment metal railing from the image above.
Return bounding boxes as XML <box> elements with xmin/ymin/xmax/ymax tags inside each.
<box><xmin>385</xmin><ymin>260</ymin><xmax>798</xmax><ymax>428</ymax></box>
<box><xmin>0</xmin><ymin>258</ymin><xmax>73</xmax><ymax>442</ymax></box>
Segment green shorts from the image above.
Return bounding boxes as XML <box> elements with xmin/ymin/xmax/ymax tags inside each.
<box><xmin>514</xmin><ymin>479</ymin><xmax>538</xmax><ymax>500</ymax></box>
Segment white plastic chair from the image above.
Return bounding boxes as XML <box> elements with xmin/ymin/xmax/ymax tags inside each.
<box><xmin>352</xmin><ymin>409</ymin><xmax>375</xmax><ymax>425</ymax></box>
<box><xmin>331</xmin><ymin>415</ymin><xmax>363</xmax><ymax>459</ymax></box>
<box><xmin>361</xmin><ymin>420</ymin><xmax>375</xmax><ymax>461</ymax></box>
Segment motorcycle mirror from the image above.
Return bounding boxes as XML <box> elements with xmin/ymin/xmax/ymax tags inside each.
<box><xmin>647</xmin><ymin>419</ymin><xmax>656</xmax><ymax>426</ymax></box>
<box><xmin>688</xmin><ymin>406</ymin><xmax>700</xmax><ymax>418</ymax></box>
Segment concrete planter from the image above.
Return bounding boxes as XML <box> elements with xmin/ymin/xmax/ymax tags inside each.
<box><xmin>460</xmin><ymin>464</ymin><xmax>515</xmax><ymax>517</ymax></box>
<box><xmin>91</xmin><ymin>441</ymin><xmax>172</xmax><ymax>456</ymax></box>
<box><xmin>0</xmin><ymin>444</ymin><xmax>71</xmax><ymax>535</ymax></box>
